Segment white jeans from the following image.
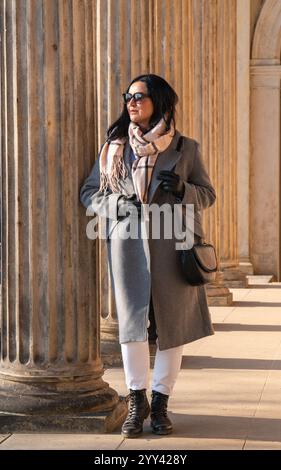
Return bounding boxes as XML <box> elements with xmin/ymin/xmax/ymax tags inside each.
<box><xmin>121</xmin><ymin>340</ymin><xmax>184</xmax><ymax>396</ymax></box>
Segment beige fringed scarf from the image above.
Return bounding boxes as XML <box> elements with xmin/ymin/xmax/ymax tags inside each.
<box><xmin>99</xmin><ymin>117</ymin><xmax>175</xmax><ymax>203</ymax></box>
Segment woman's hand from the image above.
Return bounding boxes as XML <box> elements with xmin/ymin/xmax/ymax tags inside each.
<box><xmin>157</xmin><ymin>170</ymin><xmax>185</xmax><ymax>199</ymax></box>
<box><xmin>117</xmin><ymin>194</ymin><xmax>142</xmax><ymax>218</ymax></box>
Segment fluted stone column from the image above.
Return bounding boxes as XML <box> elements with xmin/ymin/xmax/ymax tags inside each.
<box><xmin>236</xmin><ymin>0</ymin><xmax>253</xmax><ymax>279</ymax></box>
<box><xmin>198</xmin><ymin>0</ymin><xmax>234</xmax><ymax>301</ymax></box>
<box><xmin>250</xmin><ymin>67</ymin><xmax>281</xmax><ymax>279</ymax></box>
<box><xmin>216</xmin><ymin>0</ymin><xmax>237</xmax><ymax>273</ymax></box>
<box><xmin>0</xmin><ymin>0</ymin><xmax>127</xmax><ymax>432</ymax></box>
<box><xmin>250</xmin><ymin>0</ymin><xmax>281</xmax><ymax>280</ymax></box>
<box><xmin>213</xmin><ymin>0</ymin><xmax>246</xmax><ymax>288</ymax></box>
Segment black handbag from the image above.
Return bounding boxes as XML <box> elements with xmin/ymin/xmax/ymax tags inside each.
<box><xmin>180</xmin><ymin>241</ymin><xmax>218</xmax><ymax>286</ymax></box>
<box><xmin>175</xmin><ymin>135</ymin><xmax>218</xmax><ymax>286</ymax></box>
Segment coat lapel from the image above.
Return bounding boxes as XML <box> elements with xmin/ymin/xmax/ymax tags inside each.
<box><xmin>147</xmin><ymin>130</ymin><xmax>182</xmax><ymax>204</ymax></box>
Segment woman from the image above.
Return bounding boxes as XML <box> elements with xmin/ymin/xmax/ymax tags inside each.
<box><xmin>80</xmin><ymin>74</ymin><xmax>216</xmax><ymax>438</ymax></box>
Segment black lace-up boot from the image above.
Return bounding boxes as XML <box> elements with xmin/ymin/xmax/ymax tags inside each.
<box><xmin>121</xmin><ymin>389</ymin><xmax>150</xmax><ymax>438</ymax></box>
<box><xmin>150</xmin><ymin>390</ymin><xmax>173</xmax><ymax>435</ymax></box>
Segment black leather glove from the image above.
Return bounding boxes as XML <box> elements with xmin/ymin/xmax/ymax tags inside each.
<box><xmin>117</xmin><ymin>194</ymin><xmax>142</xmax><ymax>218</ymax></box>
<box><xmin>157</xmin><ymin>170</ymin><xmax>185</xmax><ymax>199</ymax></box>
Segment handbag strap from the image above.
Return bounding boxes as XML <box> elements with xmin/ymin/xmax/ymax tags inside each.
<box><xmin>175</xmin><ymin>134</ymin><xmax>206</xmax><ymax>244</ymax></box>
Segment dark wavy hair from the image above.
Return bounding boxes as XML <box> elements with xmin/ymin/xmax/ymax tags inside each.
<box><xmin>106</xmin><ymin>74</ymin><xmax>179</xmax><ymax>141</ymax></box>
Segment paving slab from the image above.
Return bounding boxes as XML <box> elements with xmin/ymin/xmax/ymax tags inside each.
<box><xmin>244</xmin><ymin>440</ymin><xmax>281</xmax><ymax>450</ymax></box>
<box><xmin>244</xmin><ymin>417</ymin><xmax>281</xmax><ymax>444</ymax></box>
<box><xmin>119</xmin><ymin>436</ymin><xmax>244</xmax><ymax>450</ymax></box>
<box><xmin>0</xmin><ymin>435</ymin><xmax>10</xmax><ymax>445</ymax></box>
<box><xmin>209</xmin><ymin>306</ymin><xmax>237</xmax><ymax>323</ymax></box>
<box><xmin>228</xmin><ymin>288</ymin><xmax>253</xmax><ymax>301</ymax></box>
<box><xmin>0</xmin><ymin>433</ymin><xmax>123</xmax><ymax>450</ymax></box>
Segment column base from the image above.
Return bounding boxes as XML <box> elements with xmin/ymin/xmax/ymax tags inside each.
<box><xmin>0</xmin><ymin>397</ymin><xmax>128</xmax><ymax>433</ymax></box>
<box><xmin>246</xmin><ymin>274</ymin><xmax>274</xmax><ymax>286</ymax></box>
<box><xmin>207</xmin><ymin>286</ymin><xmax>233</xmax><ymax>305</ymax></box>
<box><xmin>221</xmin><ymin>268</ymin><xmax>247</xmax><ymax>287</ymax></box>
<box><xmin>238</xmin><ymin>261</ymin><xmax>254</xmax><ymax>275</ymax></box>
<box><xmin>101</xmin><ymin>319</ymin><xmax>123</xmax><ymax>367</ymax></box>
<box><xmin>0</xmin><ymin>371</ymin><xmax>122</xmax><ymax>413</ymax></box>
<box><xmin>101</xmin><ymin>340</ymin><xmax>123</xmax><ymax>368</ymax></box>
<box><xmin>219</xmin><ymin>261</ymin><xmax>254</xmax><ymax>288</ymax></box>
<box><xmin>206</xmin><ymin>271</ymin><xmax>233</xmax><ymax>305</ymax></box>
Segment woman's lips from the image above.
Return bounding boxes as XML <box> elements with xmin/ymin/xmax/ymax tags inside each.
<box><xmin>130</xmin><ymin>110</ymin><xmax>138</xmax><ymax>114</ymax></box>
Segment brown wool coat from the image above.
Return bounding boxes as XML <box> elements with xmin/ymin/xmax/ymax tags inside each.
<box><xmin>80</xmin><ymin>130</ymin><xmax>216</xmax><ymax>350</ymax></box>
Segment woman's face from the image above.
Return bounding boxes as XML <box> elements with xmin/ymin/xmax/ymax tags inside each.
<box><xmin>127</xmin><ymin>81</ymin><xmax>154</xmax><ymax>130</ymax></box>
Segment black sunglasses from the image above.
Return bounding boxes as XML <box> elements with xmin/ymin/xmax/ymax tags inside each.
<box><xmin>122</xmin><ymin>92</ymin><xmax>150</xmax><ymax>104</ymax></box>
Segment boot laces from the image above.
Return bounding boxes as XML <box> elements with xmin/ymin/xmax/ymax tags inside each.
<box><xmin>125</xmin><ymin>391</ymin><xmax>147</xmax><ymax>424</ymax></box>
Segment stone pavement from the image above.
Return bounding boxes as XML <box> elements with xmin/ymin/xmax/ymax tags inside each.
<box><xmin>1</xmin><ymin>283</ymin><xmax>281</xmax><ymax>450</ymax></box>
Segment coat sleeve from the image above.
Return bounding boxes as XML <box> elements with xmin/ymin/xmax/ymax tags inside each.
<box><xmin>181</xmin><ymin>141</ymin><xmax>216</xmax><ymax>212</ymax></box>
<box><xmin>79</xmin><ymin>148</ymin><xmax>124</xmax><ymax>220</ymax></box>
